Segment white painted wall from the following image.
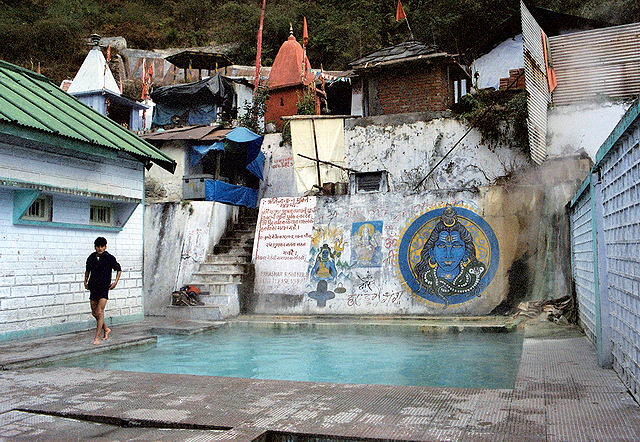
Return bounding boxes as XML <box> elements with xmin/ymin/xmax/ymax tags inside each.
<box><xmin>351</xmin><ymin>77</ymin><xmax>363</xmax><ymax>116</ymax></box>
<box><xmin>471</xmin><ymin>35</ymin><xmax>524</xmax><ymax>90</ymax></box>
<box><xmin>143</xmin><ymin>201</ymin><xmax>238</xmax><ymax>315</ymax></box>
<box><xmin>145</xmin><ymin>141</ymin><xmax>186</xmax><ymax>202</ymax></box>
<box><xmin>546</xmin><ymin>101</ymin><xmax>633</xmax><ymax>160</ymax></box>
<box><xmin>259</xmin><ymin>133</ymin><xmax>301</xmax><ymax>199</ymax></box>
<box><xmin>345</xmin><ymin>115</ymin><xmax>531</xmax><ymax>192</ymax></box>
<box><xmin>0</xmin><ymin>142</ymin><xmax>143</xmax><ymax>199</ymax></box>
<box><xmin>0</xmin><ymin>143</ymin><xmax>145</xmax><ymax>341</ymax></box>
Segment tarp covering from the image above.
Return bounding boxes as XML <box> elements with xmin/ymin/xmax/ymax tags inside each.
<box><xmin>246</xmin><ymin>150</ymin><xmax>265</xmax><ymax>180</ymax></box>
<box><xmin>190</xmin><ymin>142</ymin><xmax>224</xmax><ymax>167</ymax></box>
<box><xmin>290</xmin><ymin>118</ymin><xmax>348</xmax><ymax>192</ymax></box>
<box><xmin>224</xmin><ymin>127</ymin><xmax>265</xmax><ymax>179</ymax></box>
<box><xmin>151</xmin><ymin>74</ymin><xmax>234</xmax><ymax>126</ymax></box>
<box><xmin>226</xmin><ymin>127</ymin><xmax>264</xmax><ymax>163</ymax></box>
<box><xmin>204</xmin><ymin>179</ymin><xmax>258</xmax><ymax>208</ymax></box>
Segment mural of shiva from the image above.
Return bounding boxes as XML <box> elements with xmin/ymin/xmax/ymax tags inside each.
<box><xmin>413</xmin><ymin>205</ymin><xmax>486</xmax><ymax>304</ymax></box>
<box><xmin>397</xmin><ymin>203</ymin><xmax>499</xmax><ymax>306</ymax></box>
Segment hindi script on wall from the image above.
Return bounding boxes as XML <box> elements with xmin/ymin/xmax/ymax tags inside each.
<box><xmin>253</xmin><ymin>196</ymin><xmax>316</xmax><ymax>294</ymax></box>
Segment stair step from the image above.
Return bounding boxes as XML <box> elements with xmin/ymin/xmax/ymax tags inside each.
<box><xmin>197</xmin><ymin>263</ymin><xmax>248</xmax><ymax>273</ymax></box>
<box><xmin>217</xmin><ymin>237</ymin><xmax>253</xmax><ymax>247</ymax></box>
<box><xmin>204</xmin><ymin>255</ymin><xmax>251</xmax><ymax>264</ymax></box>
<box><xmin>165</xmin><ymin>305</ymin><xmax>223</xmax><ymax>321</ymax></box>
<box><xmin>192</xmin><ymin>272</ymin><xmax>244</xmax><ymax>284</ymax></box>
<box><xmin>213</xmin><ymin>245</ymin><xmax>252</xmax><ymax>256</ymax></box>
<box><xmin>199</xmin><ymin>294</ymin><xmax>233</xmax><ymax>305</ymax></box>
<box><xmin>191</xmin><ymin>283</ymin><xmax>240</xmax><ymax>296</ymax></box>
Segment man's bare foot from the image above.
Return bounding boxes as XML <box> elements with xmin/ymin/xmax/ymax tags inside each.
<box><xmin>93</xmin><ymin>338</ymin><xmax>101</xmax><ymax>345</ymax></box>
<box><xmin>103</xmin><ymin>327</ymin><xmax>111</xmax><ymax>341</ymax></box>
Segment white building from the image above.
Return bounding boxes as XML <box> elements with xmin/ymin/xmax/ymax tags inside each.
<box><xmin>0</xmin><ymin>59</ymin><xmax>175</xmax><ymax>342</ymax></box>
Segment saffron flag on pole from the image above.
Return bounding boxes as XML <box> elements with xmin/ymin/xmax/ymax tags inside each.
<box><xmin>396</xmin><ymin>0</ymin><xmax>406</xmax><ymax>22</ymax></box>
<box><xmin>303</xmin><ymin>16</ymin><xmax>309</xmax><ymax>47</ymax></box>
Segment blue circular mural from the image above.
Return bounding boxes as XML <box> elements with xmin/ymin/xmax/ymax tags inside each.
<box><xmin>397</xmin><ymin>203</ymin><xmax>499</xmax><ymax>306</ymax></box>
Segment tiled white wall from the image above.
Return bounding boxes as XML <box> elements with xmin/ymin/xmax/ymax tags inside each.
<box><xmin>0</xmin><ymin>142</ymin><xmax>143</xmax><ymax>199</ymax></box>
<box><xmin>0</xmin><ymin>144</ymin><xmax>145</xmax><ymax>340</ymax></box>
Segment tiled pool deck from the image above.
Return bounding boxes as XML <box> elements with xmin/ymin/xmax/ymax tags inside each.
<box><xmin>1</xmin><ymin>316</ymin><xmax>639</xmax><ymax>440</ymax></box>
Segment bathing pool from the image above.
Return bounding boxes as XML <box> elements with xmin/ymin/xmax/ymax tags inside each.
<box><xmin>54</xmin><ymin>324</ymin><xmax>523</xmax><ymax>389</ymax></box>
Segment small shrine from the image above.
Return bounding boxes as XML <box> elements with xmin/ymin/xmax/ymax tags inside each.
<box><xmin>264</xmin><ymin>25</ymin><xmax>320</xmax><ymax>131</ymax></box>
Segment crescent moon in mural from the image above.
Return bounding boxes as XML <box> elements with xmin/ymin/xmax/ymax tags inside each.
<box><xmin>397</xmin><ymin>203</ymin><xmax>499</xmax><ymax>306</ymax></box>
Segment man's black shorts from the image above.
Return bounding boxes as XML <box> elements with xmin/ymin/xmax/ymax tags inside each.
<box><xmin>89</xmin><ymin>288</ymin><xmax>109</xmax><ymax>301</ymax></box>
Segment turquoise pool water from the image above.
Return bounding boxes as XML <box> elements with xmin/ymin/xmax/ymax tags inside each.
<box><xmin>56</xmin><ymin>325</ymin><xmax>523</xmax><ymax>388</ymax></box>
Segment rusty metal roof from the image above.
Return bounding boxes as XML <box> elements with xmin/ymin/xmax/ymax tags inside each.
<box><xmin>141</xmin><ymin>125</ymin><xmax>231</xmax><ymax>142</ymax></box>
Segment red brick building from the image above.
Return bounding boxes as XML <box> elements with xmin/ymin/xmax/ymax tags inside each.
<box><xmin>350</xmin><ymin>41</ymin><xmax>470</xmax><ymax>116</ymax></box>
<box><xmin>265</xmin><ymin>28</ymin><xmax>320</xmax><ymax>131</ymax></box>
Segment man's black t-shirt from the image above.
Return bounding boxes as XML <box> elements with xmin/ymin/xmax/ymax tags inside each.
<box><xmin>86</xmin><ymin>251</ymin><xmax>122</xmax><ymax>290</ymax></box>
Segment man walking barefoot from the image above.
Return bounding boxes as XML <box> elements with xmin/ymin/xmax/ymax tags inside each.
<box><xmin>84</xmin><ymin>237</ymin><xmax>122</xmax><ymax>345</ymax></box>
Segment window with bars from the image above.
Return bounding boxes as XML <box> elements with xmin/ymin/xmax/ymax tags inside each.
<box><xmin>90</xmin><ymin>203</ymin><xmax>114</xmax><ymax>226</ymax></box>
<box><xmin>22</xmin><ymin>195</ymin><xmax>52</xmax><ymax>221</ymax></box>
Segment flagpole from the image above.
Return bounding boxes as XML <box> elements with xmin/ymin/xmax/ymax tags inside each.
<box><xmin>396</xmin><ymin>0</ymin><xmax>414</xmax><ymax>40</ymax></box>
<box><xmin>254</xmin><ymin>0</ymin><xmax>267</xmax><ymax>99</ymax></box>
<box><xmin>405</xmin><ymin>17</ymin><xmax>415</xmax><ymax>40</ymax></box>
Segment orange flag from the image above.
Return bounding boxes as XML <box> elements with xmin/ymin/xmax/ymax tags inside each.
<box><xmin>147</xmin><ymin>62</ymin><xmax>153</xmax><ymax>84</ymax></box>
<box><xmin>303</xmin><ymin>16</ymin><xmax>309</xmax><ymax>46</ymax></box>
<box><xmin>396</xmin><ymin>0</ymin><xmax>406</xmax><ymax>22</ymax></box>
<box><xmin>106</xmin><ymin>44</ymin><xmax>111</xmax><ymax>62</ymax></box>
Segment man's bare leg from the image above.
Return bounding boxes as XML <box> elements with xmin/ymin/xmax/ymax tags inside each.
<box><xmin>90</xmin><ymin>299</ymin><xmax>108</xmax><ymax>345</ymax></box>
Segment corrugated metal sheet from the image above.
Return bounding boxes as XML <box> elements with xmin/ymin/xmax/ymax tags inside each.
<box><xmin>549</xmin><ymin>23</ymin><xmax>640</xmax><ymax>106</ymax></box>
<box><xmin>0</xmin><ymin>60</ymin><xmax>175</xmax><ymax>172</ymax></box>
<box><xmin>521</xmin><ymin>0</ymin><xmax>549</xmax><ymax>164</ymax></box>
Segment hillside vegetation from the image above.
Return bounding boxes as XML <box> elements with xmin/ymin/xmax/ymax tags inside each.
<box><xmin>1</xmin><ymin>0</ymin><xmax>638</xmax><ymax>84</ymax></box>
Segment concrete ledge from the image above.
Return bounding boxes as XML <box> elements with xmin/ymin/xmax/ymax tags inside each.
<box><xmin>1</xmin><ymin>336</ymin><xmax>157</xmax><ymax>370</ymax></box>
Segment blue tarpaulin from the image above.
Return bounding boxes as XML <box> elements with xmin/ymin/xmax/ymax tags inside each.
<box><xmin>245</xmin><ymin>150</ymin><xmax>265</xmax><ymax>180</ymax></box>
<box><xmin>190</xmin><ymin>141</ymin><xmax>224</xmax><ymax>167</ymax></box>
<box><xmin>226</xmin><ymin>126</ymin><xmax>264</xmax><ymax>165</ymax></box>
<box><xmin>204</xmin><ymin>179</ymin><xmax>258</xmax><ymax>208</ymax></box>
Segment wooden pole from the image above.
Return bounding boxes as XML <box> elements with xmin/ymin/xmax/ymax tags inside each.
<box><xmin>311</xmin><ymin>119</ymin><xmax>321</xmax><ymax>187</ymax></box>
<box><xmin>254</xmin><ymin>0</ymin><xmax>267</xmax><ymax>98</ymax></box>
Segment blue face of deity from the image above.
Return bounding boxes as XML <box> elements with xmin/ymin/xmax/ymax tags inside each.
<box><xmin>430</xmin><ymin>231</ymin><xmax>467</xmax><ymax>279</ymax></box>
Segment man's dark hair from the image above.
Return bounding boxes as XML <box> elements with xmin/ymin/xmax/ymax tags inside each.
<box><xmin>94</xmin><ymin>237</ymin><xmax>107</xmax><ymax>247</ymax></box>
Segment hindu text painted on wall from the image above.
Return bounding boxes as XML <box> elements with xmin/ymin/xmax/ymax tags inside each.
<box><xmin>397</xmin><ymin>202</ymin><xmax>499</xmax><ymax>307</ymax></box>
<box><xmin>253</xmin><ymin>196</ymin><xmax>316</xmax><ymax>294</ymax></box>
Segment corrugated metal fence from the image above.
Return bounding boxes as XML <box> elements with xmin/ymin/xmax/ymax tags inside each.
<box><xmin>569</xmin><ymin>97</ymin><xmax>640</xmax><ymax>400</ymax></box>
<box><xmin>549</xmin><ymin>23</ymin><xmax>640</xmax><ymax>106</ymax></box>
<box><xmin>521</xmin><ymin>0</ymin><xmax>549</xmax><ymax>165</ymax></box>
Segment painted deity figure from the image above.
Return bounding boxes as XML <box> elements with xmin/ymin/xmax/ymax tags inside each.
<box><xmin>353</xmin><ymin>223</ymin><xmax>379</xmax><ymax>265</ymax></box>
<box><xmin>310</xmin><ymin>244</ymin><xmax>338</xmax><ymax>283</ymax></box>
<box><xmin>413</xmin><ymin>205</ymin><xmax>486</xmax><ymax>305</ymax></box>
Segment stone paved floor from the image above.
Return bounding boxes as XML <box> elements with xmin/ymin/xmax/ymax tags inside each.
<box><xmin>0</xmin><ymin>317</ymin><xmax>639</xmax><ymax>440</ymax></box>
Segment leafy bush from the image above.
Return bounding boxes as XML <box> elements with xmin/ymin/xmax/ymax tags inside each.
<box><xmin>238</xmin><ymin>86</ymin><xmax>269</xmax><ymax>134</ymax></box>
<box><xmin>452</xmin><ymin>89</ymin><xmax>529</xmax><ymax>153</ymax></box>
<box><xmin>296</xmin><ymin>89</ymin><xmax>316</xmax><ymax>115</ymax></box>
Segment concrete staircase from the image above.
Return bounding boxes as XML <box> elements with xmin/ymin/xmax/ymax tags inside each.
<box><xmin>165</xmin><ymin>210</ymin><xmax>257</xmax><ymax>321</ymax></box>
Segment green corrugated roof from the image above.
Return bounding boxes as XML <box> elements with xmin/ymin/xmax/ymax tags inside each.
<box><xmin>0</xmin><ymin>60</ymin><xmax>176</xmax><ymax>173</ymax></box>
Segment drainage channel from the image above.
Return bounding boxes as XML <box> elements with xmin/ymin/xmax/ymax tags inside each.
<box><xmin>12</xmin><ymin>408</ymin><xmax>232</xmax><ymax>431</ymax></box>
